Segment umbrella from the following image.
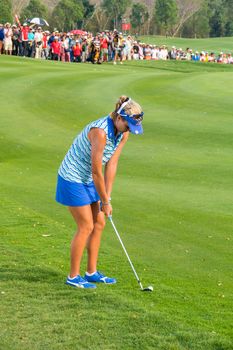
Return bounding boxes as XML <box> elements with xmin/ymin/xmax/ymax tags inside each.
<box><xmin>30</xmin><ymin>18</ymin><xmax>49</xmax><ymax>26</ymax></box>
<box><xmin>70</xmin><ymin>29</ymin><xmax>87</xmax><ymax>35</ymax></box>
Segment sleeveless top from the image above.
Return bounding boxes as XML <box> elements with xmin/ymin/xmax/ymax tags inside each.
<box><xmin>58</xmin><ymin>116</ymin><xmax>123</xmax><ymax>184</ymax></box>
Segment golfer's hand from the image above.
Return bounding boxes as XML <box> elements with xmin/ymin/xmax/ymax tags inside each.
<box><xmin>101</xmin><ymin>203</ymin><xmax>112</xmax><ymax>217</ymax></box>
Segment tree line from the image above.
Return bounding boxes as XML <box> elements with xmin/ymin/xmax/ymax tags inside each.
<box><xmin>1</xmin><ymin>0</ymin><xmax>233</xmax><ymax>38</ymax></box>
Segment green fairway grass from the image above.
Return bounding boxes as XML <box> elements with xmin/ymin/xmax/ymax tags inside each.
<box><xmin>140</xmin><ymin>35</ymin><xmax>233</xmax><ymax>53</ymax></box>
<box><xmin>0</xmin><ymin>56</ymin><xmax>233</xmax><ymax>350</ymax></box>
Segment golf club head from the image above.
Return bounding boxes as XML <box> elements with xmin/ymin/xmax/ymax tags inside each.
<box><xmin>142</xmin><ymin>286</ymin><xmax>153</xmax><ymax>292</ymax></box>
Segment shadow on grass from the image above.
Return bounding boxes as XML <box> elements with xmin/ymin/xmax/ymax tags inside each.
<box><xmin>0</xmin><ymin>266</ymin><xmax>61</xmax><ymax>283</ymax></box>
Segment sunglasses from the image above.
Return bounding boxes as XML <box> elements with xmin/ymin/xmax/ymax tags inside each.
<box><xmin>130</xmin><ymin>112</ymin><xmax>144</xmax><ymax>123</ymax></box>
<box><xmin>119</xmin><ymin>109</ymin><xmax>144</xmax><ymax>125</ymax></box>
<box><xmin>121</xmin><ymin>111</ymin><xmax>144</xmax><ymax>126</ymax></box>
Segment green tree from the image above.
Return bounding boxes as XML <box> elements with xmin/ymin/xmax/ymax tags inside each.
<box><xmin>130</xmin><ymin>3</ymin><xmax>149</xmax><ymax>33</ymax></box>
<box><xmin>155</xmin><ymin>0</ymin><xmax>177</xmax><ymax>35</ymax></box>
<box><xmin>207</xmin><ymin>0</ymin><xmax>226</xmax><ymax>37</ymax></box>
<box><xmin>51</xmin><ymin>0</ymin><xmax>84</xmax><ymax>32</ymax></box>
<box><xmin>21</xmin><ymin>0</ymin><xmax>48</xmax><ymax>20</ymax></box>
<box><xmin>173</xmin><ymin>0</ymin><xmax>203</xmax><ymax>37</ymax></box>
<box><xmin>194</xmin><ymin>2</ymin><xmax>210</xmax><ymax>38</ymax></box>
<box><xmin>85</xmin><ymin>4</ymin><xmax>111</xmax><ymax>33</ymax></box>
<box><xmin>77</xmin><ymin>0</ymin><xmax>94</xmax><ymax>29</ymax></box>
<box><xmin>223</xmin><ymin>0</ymin><xmax>233</xmax><ymax>36</ymax></box>
<box><xmin>102</xmin><ymin>0</ymin><xmax>132</xmax><ymax>30</ymax></box>
<box><xmin>181</xmin><ymin>1</ymin><xmax>210</xmax><ymax>38</ymax></box>
<box><xmin>0</xmin><ymin>0</ymin><xmax>12</xmax><ymax>24</ymax></box>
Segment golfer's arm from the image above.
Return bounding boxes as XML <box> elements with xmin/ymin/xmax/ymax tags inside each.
<box><xmin>104</xmin><ymin>132</ymin><xmax>129</xmax><ymax>198</ymax></box>
<box><xmin>89</xmin><ymin>128</ymin><xmax>109</xmax><ymax>203</ymax></box>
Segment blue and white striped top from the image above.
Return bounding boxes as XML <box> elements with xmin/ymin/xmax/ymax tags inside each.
<box><xmin>58</xmin><ymin>116</ymin><xmax>123</xmax><ymax>184</ymax></box>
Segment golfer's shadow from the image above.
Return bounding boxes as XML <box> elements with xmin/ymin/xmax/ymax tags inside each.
<box><xmin>0</xmin><ymin>266</ymin><xmax>99</xmax><ymax>303</ymax></box>
<box><xmin>0</xmin><ymin>265</ymin><xmax>61</xmax><ymax>284</ymax></box>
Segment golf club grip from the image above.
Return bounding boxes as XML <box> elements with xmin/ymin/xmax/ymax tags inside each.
<box><xmin>108</xmin><ymin>216</ymin><xmax>143</xmax><ymax>288</ymax></box>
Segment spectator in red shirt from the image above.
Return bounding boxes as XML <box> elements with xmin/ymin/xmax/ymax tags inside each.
<box><xmin>100</xmin><ymin>33</ymin><xmax>109</xmax><ymax>62</ymax></box>
<box><xmin>14</xmin><ymin>16</ymin><xmax>29</xmax><ymax>57</ymax></box>
<box><xmin>42</xmin><ymin>31</ymin><xmax>49</xmax><ymax>59</ymax></box>
<box><xmin>21</xmin><ymin>23</ymin><xmax>29</xmax><ymax>57</ymax></box>
<box><xmin>51</xmin><ymin>36</ymin><xmax>61</xmax><ymax>60</ymax></box>
<box><xmin>73</xmin><ymin>40</ymin><xmax>81</xmax><ymax>62</ymax></box>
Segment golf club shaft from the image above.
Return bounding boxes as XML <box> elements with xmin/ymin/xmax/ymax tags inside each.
<box><xmin>108</xmin><ymin>216</ymin><xmax>143</xmax><ymax>290</ymax></box>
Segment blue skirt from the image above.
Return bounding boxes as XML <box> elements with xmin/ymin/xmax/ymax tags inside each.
<box><xmin>56</xmin><ymin>175</ymin><xmax>100</xmax><ymax>207</ymax></box>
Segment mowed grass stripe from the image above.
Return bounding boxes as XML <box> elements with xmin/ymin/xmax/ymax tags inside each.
<box><xmin>0</xmin><ymin>56</ymin><xmax>232</xmax><ymax>349</ymax></box>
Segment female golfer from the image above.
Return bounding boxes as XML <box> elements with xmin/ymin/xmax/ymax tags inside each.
<box><xmin>56</xmin><ymin>96</ymin><xmax>144</xmax><ymax>289</ymax></box>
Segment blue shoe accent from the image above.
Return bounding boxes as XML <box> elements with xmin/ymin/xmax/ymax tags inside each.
<box><xmin>66</xmin><ymin>275</ymin><xmax>96</xmax><ymax>289</ymax></box>
<box><xmin>84</xmin><ymin>271</ymin><xmax>117</xmax><ymax>284</ymax></box>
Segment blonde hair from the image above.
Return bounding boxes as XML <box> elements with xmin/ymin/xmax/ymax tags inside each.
<box><xmin>110</xmin><ymin>95</ymin><xmax>143</xmax><ymax>121</ymax></box>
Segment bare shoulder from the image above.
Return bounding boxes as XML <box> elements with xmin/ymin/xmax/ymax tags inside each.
<box><xmin>88</xmin><ymin>128</ymin><xmax>106</xmax><ymax>143</ymax></box>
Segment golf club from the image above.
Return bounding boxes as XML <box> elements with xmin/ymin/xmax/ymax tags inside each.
<box><xmin>108</xmin><ymin>215</ymin><xmax>153</xmax><ymax>292</ymax></box>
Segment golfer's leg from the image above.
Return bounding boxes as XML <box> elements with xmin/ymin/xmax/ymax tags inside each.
<box><xmin>86</xmin><ymin>202</ymin><xmax>105</xmax><ymax>273</ymax></box>
<box><xmin>69</xmin><ymin>205</ymin><xmax>94</xmax><ymax>278</ymax></box>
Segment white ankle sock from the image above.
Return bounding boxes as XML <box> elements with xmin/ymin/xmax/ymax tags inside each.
<box><xmin>68</xmin><ymin>275</ymin><xmax>78</xmax><ymax>280</ymax></box>
<box><xmin>86</xmin><ymin>271</ymin><xmax>97</xmax><ymax>276</ymax></box>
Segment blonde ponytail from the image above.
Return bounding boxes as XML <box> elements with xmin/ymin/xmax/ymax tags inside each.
<box><xmin>111</xmin><ymin>95</ymin><xmax>143</xmax><ymax>121</ymax></box>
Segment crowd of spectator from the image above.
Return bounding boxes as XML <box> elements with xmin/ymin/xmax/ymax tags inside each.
<box><xmin>0</xmin><ymin>22</ymin><xmax>233</xmax><ymax>65</ymax></box>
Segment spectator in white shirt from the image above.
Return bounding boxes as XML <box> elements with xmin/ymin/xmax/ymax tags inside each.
<box><xmin>4</xmin><ymin>23</ymin><xmax>13</xmax><ymax>55</ymax></box>
<box><xmin>34</xmin><ymin>27</ymin><xmax>43</xmax><ymax>59</ymax></box>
